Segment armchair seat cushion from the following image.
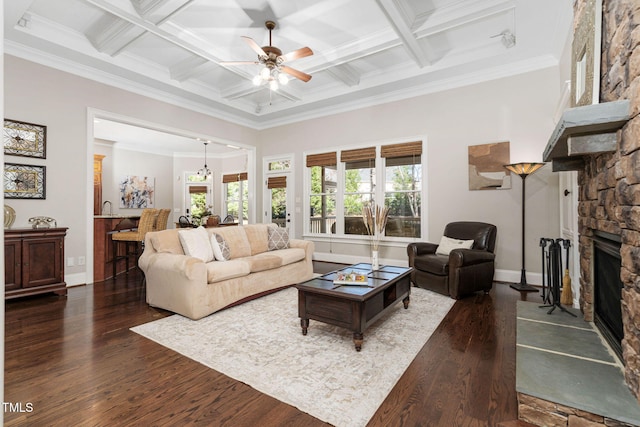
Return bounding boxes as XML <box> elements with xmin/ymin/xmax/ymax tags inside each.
<box><xmin>413</xmin><ymin>254</ymin><xmax>449</xmax><ymax>275</ymax></box>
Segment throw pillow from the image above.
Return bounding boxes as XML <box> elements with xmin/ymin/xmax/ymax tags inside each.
<box><xmin>178</xmin><ymin>226</ymin><xmax>214</xmax><ymax>262</ymax></box>
<box><xmin>211</xmin><ymin>233</ymin><xmax>231</xmax><ymax>261</ymax></box>
<box><xmin>268</xmin><ymin>227</ymin><xmax>290</xmax><ymax>251</ymax></box>
<box><xmin>435</xmin><ymin>235</ymin><xmax>474</xmax><ymax>256</ymax></box>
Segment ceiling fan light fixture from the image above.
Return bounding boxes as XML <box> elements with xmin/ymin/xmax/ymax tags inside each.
<box><xmin>260</xmin><ymin>66</ymin><xmax>271</xmax><ymax>79</ymax></box>
<box><xmin>222</xmin><ymin>20</ymin><xmax>313</xmax><ymax>91</ymax></box>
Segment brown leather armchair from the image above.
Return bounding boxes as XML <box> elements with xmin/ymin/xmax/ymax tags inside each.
<box><xmin>407</xmin><ymin>221</ymin><xmax>497</xmax><ymax>299</ymax></box>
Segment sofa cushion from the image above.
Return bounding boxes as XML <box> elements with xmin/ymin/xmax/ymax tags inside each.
<box><xmin>268</xmin><ymin>227</ymin><xmax>290</xmax><ymax>250</ymax></box>
<box><xmin>211</xmin><ymin>233</ymin><xmax>230</xmax><ymax>261</ymax></box>
<box><xmin>178</xmin><ymin>226</ymin><xmax>214</xmax><ymax>262</ymax></box>
<box><xmin>436</xmin><ymin>235</ymin><xmax>474</xmax><ymax>256</ymax></box>
<box><xmin>243</xmin><ymin>224</ymin><xmax>270</xmax><ymax>255</ymax></box>
<box><xmin>246</xmin><ymin>252</ymin><xmax>283</xmax><ymax>273</ymax></box>
<box><xmin>149</xmin><ymin>229</ymin><xmax>184</xmax><ymax>255</ymax></box>
<box><xmin>214</xmin><ymin>226</ymin><xmax>251</xmax><ymax>259</ymax></box>
<box><xmin>269</xmin><ymin>247</ymin><xmax>305</xmax><ymax>266</ymax></box>
<box><xmin>205</xmin><ymin>259</ymin><xmax>250</xmax><ymax>283</ymax></box>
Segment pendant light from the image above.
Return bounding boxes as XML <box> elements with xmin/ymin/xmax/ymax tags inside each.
<box><xmin>197</xmin><ymin>141</ymin><xmax>212</xmax><ymax>178</ymax></box>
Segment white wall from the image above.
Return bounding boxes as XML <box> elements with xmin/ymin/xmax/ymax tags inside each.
<box><xmin>4</xmin><ymin>53</ymin><xmax>567</xmax><ymax>285</ymax></box>
<box><xmin>4</xmin><ymin>55</ymin><xmax>259</xmax><ymax>285</ymax></box>
<box><xmin>259</xmin><ymin>67</ymin><xmax>564</xmax><ymax>281</ymax></box>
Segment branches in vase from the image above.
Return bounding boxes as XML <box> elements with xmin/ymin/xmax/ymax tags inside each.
<box><xmin>362</xmin><ymin>203</ymin><xmax>389</xmax><ymax>251</ymax></box>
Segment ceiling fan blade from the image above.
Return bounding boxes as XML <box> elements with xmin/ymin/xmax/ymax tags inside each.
<box><xmin>241</xmin><ymin>36</ymin><xmax>267</xmax><ymax>58</ymax></box>
<box><xmin>279</xmin><ymin>46</ymin><xmax>313</xmax><ymax>63</ymax></box>
<box><xmin>220</xmin><ymin>61</ymin><xmax>260</xmax><ymax>66</ymax></box>
<box><xmin>281</xmin><ymin>65</ymin><xmax>312</xmax><ymax>82</ymax></box>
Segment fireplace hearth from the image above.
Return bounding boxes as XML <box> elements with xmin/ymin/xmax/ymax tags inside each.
<box><xmin>593</xmin><ymin>230</ymin><xmax>623</xmax><ymax>362</ymax></box>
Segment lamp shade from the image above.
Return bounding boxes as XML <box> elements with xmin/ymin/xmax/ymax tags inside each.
<box><xmin>504</xmin><ymin>162</ymin><xmax>545</xmax><ymax>178</ymax></box>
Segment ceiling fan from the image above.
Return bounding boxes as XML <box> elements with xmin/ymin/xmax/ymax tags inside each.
<box><xmin>221</xmin><ymin>21</ymin><xmax>313</xmax><ymax>89</ymax></box>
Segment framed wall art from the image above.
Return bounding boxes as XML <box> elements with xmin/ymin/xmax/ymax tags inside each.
<box><xmin>119</xmin><ymin>175</ymin><xmax>155</xmax><ymax>208</ymax></box>
<box><xmin>468</xmin><ymin>141</ymin><xmax>511</xmax><ymax>190</ymax></box>
<box><xmin>3</xmin><ymin>163</ymin><xmax>46</xmax><ymax>199</ymax></box>
<box><xmin>571</xmin><ymin>0</ymin><xmax>602</xmax><ymax>107</ymax></box>
<box><xmin>3</xmin><ymin>119</ymin><xmax>47</xmax><ymax>159</ymax></box>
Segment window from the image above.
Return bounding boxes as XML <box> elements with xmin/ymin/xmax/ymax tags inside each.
<box><xmin>307</xmin><ymin>152</ymin><xmax>337</xmax><ymax>234</ymax></box>
<box><xmin>306</xmin><ymin>141</ymin><xmax>423</xmax><ymax>240</ymax></box>
<box><xmin>223</xmin><ymin>172</ymin><xmax>248</xmax><ymax>224</ymax></box>
<box><xmin>185</xmin><ymin>174</ymin><xmax>212</xmax><ymax>225</ymax></box>
<box><xmin>341</xmin><ymin>147</ymin><xmax>376</xmax><ymax>235</ymax></box>
<box><xmin>268</xmin><ymin>159</ymin><xmax>291</xmax><ymax>171</ymax></box>
<box><xmin>382</xmin><ymin>142</ymin><xmax>422</xmax><ymax>238</ymax></box>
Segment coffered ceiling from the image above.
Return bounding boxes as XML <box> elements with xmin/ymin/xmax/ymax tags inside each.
<box><xmin>4</xmin><ymin>0</ymin><xmax>572</xmax><ymax>130</ymax></box>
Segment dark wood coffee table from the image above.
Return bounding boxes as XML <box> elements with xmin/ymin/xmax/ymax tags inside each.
<box><xmin>296</xmin><ymin>263</ymin><xmax>412</xmax><ymax>351</ymax></box>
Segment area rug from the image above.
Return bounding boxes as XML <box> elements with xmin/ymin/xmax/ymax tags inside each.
<box><xmin>131</xmin><ymin>286</ymin><xmax>454</xmax><ymax>426</ymax></box>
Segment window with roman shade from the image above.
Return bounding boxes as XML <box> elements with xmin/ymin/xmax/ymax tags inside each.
<box><xmin>381</xmin><ymin>141</ymin><xmax>422</xmax><ymax>238</ymax></box>
<box><xmin>304</xmin><ymin>141</ymin><xmax>423</xmax><ymax>240</ymax></box>
<box><xmin>308</xmin><ymin>152</ymin><xmax>337</xmax><ymax>234</ymax></box>
<box><xmin>223</xmin><ymin>172</ymin><xmax>248</xmax><ymax>224</ymax></box>
<box><xmin>341</xmin><ymin>147</ymin><xmax>376</xmax><ymax>235</ymax></box>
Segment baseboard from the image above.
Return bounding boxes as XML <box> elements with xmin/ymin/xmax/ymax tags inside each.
<box><xmin>494</xmin><ymin>269</ymin><xmax>542</xmax><ymax>287</ymax></box>
<box><xmin>65</xmin><ymin>272</ymin><xmax>87</xmax><ymax>287</ymax></box>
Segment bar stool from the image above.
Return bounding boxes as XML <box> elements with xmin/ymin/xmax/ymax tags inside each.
<box><xmin>154</xmin><ymin>208</ymin><xmax>171</xmax><ymax>231</ymax></box>
<box><xmin>112</xmin><ymin>208</ymin><xmax>158</xmax><ymax>278</ymax></box>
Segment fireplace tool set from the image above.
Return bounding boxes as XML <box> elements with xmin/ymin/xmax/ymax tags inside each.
<box><xmin>539</xmin><ymin>238</ymin><xmax>576</xmax><ymax>317</ymax></box>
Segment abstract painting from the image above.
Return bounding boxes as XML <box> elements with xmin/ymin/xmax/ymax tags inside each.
<box><xmin>468</xmin><ymin>141</ymin><xmax>511</xmax><ymax>191</ymax></box>
<box><xmin>119</xmin><ymin>175</ymin><xmax>155</xmax><ymax>208</ymax></box>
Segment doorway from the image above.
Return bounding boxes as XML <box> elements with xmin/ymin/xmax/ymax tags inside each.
<box><xmin>86</xmin><ymin>108</ymin><xmax>256</xmax><ymax>283</ymax></box>
<box><xmin>264</xmin><ymin>156</ymin><xmax>294</xmax><ymax>234</ymax></box>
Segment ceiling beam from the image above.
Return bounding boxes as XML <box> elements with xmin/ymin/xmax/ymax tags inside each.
<box><xmin>326</xmin><ymin>65</ymin><xmax>360</xmax><ymax>87</ymax></box>
<box><xmin>374</xmin><ymin>0</ymin><xmax>431</xmax><ymax>68</ymax></box>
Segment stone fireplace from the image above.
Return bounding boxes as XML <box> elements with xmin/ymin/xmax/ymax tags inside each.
<box><xmin>544</xmin><ymin>0</ymin><xmax>640</xmax><ymax>406</ymax></box>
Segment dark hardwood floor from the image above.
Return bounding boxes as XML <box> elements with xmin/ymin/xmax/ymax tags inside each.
<box><xmin>4</xmin><ymin>263</ymin><xmax>541</xmax><ymax>426</ymax></box>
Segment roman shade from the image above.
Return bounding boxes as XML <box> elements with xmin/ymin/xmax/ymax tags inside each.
<box><xmin>267</xmin><ymin>176</ymin><xmax>286</xmax><ymax>189</ymax></box>
<box><xmin>306</xmin><ymin>152</ymin><xmax>337</xmax><ymax>167</ymax></box>
<box><xmin>381</xmin><ymin>141</ymin><xmax>422</xmax><ymax>158</ymax></box>
<box><xmin>222</xmin><ymin>172</ymin><xmax>248</xmax><ymax>183</ymax></box>
<box><xmin>340</xmin><ymin>147</ymin><xmax>376</xmax><ymax>163</ymax></box>
<box><xmin>189</xmin><ymin>185</ymin><xmax>207</xmax><ymax>194</ymax></box>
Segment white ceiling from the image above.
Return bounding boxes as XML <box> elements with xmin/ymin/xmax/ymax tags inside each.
<box><xmin>4</xmin><ymin>0</ymin><xmax>572</xmax><ymax>151</ymax></box>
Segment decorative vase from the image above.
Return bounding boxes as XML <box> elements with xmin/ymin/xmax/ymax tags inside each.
<box><xmin>371</xmin><ymin>249</ymin><xmax>379</xmax><ymax>270</ymax></box>
<box><xmin>4</xmin><ymin>204</ymin><xmax>16</xmax><ymax>229</ymax></box>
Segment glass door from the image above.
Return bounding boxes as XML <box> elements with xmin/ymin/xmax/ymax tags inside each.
<box><xmin>264</xmin><ymin>156</ymin><xmax>294</xmax><ymax>232</ymax></box>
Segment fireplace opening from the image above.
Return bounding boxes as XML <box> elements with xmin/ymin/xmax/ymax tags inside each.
<box><xmin>592</xmin><ymin>230</ymin><xmax>623</xmax><ymax>362</ymax></box>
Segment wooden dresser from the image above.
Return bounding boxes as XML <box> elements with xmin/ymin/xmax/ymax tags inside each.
<box><xmin>4</xmin><ymin>227</ymin><xmax>68</xmax><ymax>299</ymax></box>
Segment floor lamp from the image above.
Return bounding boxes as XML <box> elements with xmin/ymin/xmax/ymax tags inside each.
<box><xmin>504</xmin><ymin>162</ymin><xmax>545</xmax><ymax>292</ymax></box>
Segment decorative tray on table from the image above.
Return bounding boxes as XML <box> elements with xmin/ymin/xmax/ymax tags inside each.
<box><xmin>333</xmin><ymin>271</ymin><xmax>369</xmax><ymax>286</ymax></box>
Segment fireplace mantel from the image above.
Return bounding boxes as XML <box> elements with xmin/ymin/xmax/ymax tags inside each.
<box><xmin>543</xmin><ymin>100</ymin><xmax>631</xmax><ymax>171</ymax></box>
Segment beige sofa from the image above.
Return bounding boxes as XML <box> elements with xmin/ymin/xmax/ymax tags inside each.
<box><xmin>139</xmin><ymin>224</ymin><xmax>314</xmax><ymax>320</ymax></box>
